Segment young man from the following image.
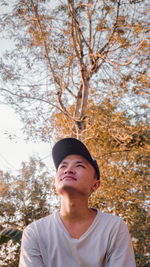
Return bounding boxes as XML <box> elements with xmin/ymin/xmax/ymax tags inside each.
<box><xmin>19</xmin><ymin>138</ymin><xmax>136</xmax><ymax>267</ymax></box>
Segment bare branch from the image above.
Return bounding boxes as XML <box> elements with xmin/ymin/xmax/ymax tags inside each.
<box><xmin>0</xmin><ymin>87</ymin><xmax>60</xmax><ymax>111</ymax></box>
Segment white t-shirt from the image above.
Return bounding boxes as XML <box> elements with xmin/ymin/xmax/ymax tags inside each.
<box><xmin>19</xmin><ymin>210</ymin><xmax>136</xmax><ymax>267</ymax></box>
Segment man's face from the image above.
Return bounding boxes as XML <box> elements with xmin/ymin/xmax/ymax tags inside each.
<box><xmin>55</xmin><ymin>154</ymin><xmax>100</xmax><ymax>196</ymax></box>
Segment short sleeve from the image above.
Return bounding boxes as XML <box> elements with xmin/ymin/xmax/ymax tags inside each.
<box><xmin>19</xmin><ymin>224</ymin><xmax>45</xmax><ymax>267</ymax></box>
<box><xmin>106</xmin><ymin>219</ymin><xmax>136</xmax><ymax>267</ymax></box>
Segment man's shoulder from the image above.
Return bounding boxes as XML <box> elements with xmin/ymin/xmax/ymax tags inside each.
<box><xmin>98</xmin><ymin>210</ymin><xmax>121</xmax><ymax>219</ymax></box>
<box><xmin>24</xmin><ymin>212</ymin><xmax>56</xmax><ymax>232</ymax></box>
<box><xmin>96</xmin><ymin>210</ymin><xmax>129</xmax><ymax>235</ymax></box>
<box><xmin>97</xmin><ymin>210</ymin><xmax>125</xmax><ymax>225</ymax></box>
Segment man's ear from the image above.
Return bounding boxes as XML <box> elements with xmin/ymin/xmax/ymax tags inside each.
<box><xmin>92</xmin><ymin>180</ymin><xmax>100</xmax><ymax>192</ymax></box>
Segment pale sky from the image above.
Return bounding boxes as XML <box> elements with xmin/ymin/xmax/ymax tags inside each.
<box><xmin>0</xmin><ymin>104</ymin><xmax>53</xmax><ymax>173</ymax></box>
<box><xmin>0</xmin><ymin>1</ymin><xmax>55</xmax><ymax>173</ymax></box>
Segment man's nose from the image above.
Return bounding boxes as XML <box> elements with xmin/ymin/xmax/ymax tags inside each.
<box><xmin>64</xmin><ymin>165</ymin><xmax>75</xmax><ymax>173</ymax></box>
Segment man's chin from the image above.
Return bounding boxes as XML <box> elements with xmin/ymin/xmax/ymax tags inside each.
<box><xmin>57</xmin><ymin>184</ymin><xmax>78</xmax><ymax>195</ymax></box>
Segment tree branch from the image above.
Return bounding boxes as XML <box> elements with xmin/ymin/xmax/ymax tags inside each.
<box><xmin>0</xmin><ymin>87</ymin><xmax>61</xmax><ymax>111</ymax></box>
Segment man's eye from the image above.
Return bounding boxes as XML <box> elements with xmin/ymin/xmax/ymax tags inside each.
<box><xmin>77</xmin><ymin>164</ymin><xmax>85</xmax><ymax>168</ymax></box>
<box><xmin>59</xmin><ymin>165</ymin><xmax>66</xmax><ymax>169</ymax></box>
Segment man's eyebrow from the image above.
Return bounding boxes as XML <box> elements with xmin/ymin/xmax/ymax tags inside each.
<box><xmin>75</xmin><ymin>160</ymin><xmax>87</xmax><ymax>164</ymax></box>
<box><xmin>60</xmin><ymin>161</ymin><xmax>68</xmax><ymax>165</ymax></box>
<box><xmin>60</xmin><ymin>160</ymin><xmax>86</xmax><ymax>164</ymax></box>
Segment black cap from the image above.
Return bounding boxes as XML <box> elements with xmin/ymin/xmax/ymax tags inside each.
<box><xmin>52</xmin><ymin>138</ymin><xmax>100</xmax><ymax>180</ymax></box>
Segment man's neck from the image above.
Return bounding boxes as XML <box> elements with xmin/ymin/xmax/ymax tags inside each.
<box><xmin>59</xmin><ymin>196</ymin><xmax>97</xmax><ymax>239</ymax></box>
<box><xmin>59</xmin><ymin>195</ymin><xmax>95</xmax><ymax>223</ymax></box>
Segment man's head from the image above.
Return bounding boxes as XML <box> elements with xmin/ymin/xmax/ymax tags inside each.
<box><xmin>52</xmin><ymin>138</ymin><xmax>100</xmax><ymax>180</ymax></box>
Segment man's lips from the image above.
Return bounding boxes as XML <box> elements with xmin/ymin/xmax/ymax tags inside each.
<box><xmin>61</xmin><ymin>176</ymin><xmax>77</xmax><ymax>181</ymax></box>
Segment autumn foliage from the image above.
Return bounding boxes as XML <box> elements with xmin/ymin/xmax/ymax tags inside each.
<box><xmin>0</xmin><ymin>0</ymin><xmax>149</xmax><ymax>266</ymax></box>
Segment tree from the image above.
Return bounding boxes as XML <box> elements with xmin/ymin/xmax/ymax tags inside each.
<box><xmin>0</xmin><ymin>157</ymin><xmax>57</xmax><ymax>266</ymax></box>
<box><xmin>0</xmin><ymin>0</ymin><xmax>149</xmax><ymax>266</ymax></box>
<box><xmin>0</xmin><ymin>0</ymin><xmax>149</xmax><ymax>140</ymax></box>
